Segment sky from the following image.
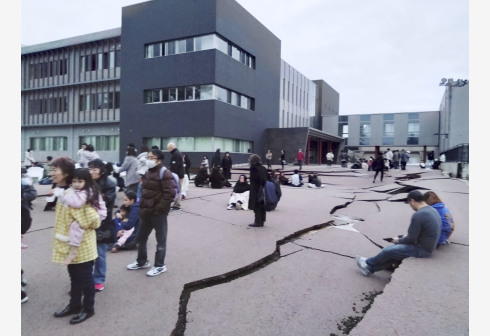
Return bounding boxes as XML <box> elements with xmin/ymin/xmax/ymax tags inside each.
<box><xmin>18</xmin><ymin>0</ymin><xmax>470</xmax><ymax>115</ymax></box>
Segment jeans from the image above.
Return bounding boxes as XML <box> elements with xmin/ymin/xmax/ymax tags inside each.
<box><xmin>68</xmin><ymin>260</ymin><xmax>95</xmax><ymax>313</ymax></box>
<box><xmin>373</xmin><ymin>169</ymin><xmax>384</xmax><ymax>182</ymax></box>
<box><xmin>366</xmin><ymin>244</ymin><xmax>431</xmax><ymax>273</ymax></box>
<box><xmin>93</xmin><ymin>243</ymin><xmax>107</xmax><ymax>284</ymax></box>
<box><xmin>298</xmin><ymin>160</ymin><xmax>303</xmax><ymax>170</ymax></box>
<box><xmin>136</xmin><ymin>213</ymin><xmax>168</xmax><ymax>267</ymax></box>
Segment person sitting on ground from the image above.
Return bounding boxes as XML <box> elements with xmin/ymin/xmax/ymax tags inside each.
<box><xmin>307</xmin><ymin>174</ymin><xmax>324</xmax><ymax>188</ymax></box>
<box><xmin>194</xmin><ymin>167</ymin><xmax>209</xmax><ymax>187</ymax></box>
<box><xmin>209</xmin><ymin>167</ymin><xmax>226</xmax><ymax>189</ymax></box>
<box><xmin>226</xmin><ymin>174</ymin><xmax>250</xmax><ymax>210</ymax></box>
<box><xmin>110</xmin><ymin>190</ymin><xmax>140</xmax><ymax>252</ymax></box>
<box><xmin>265</xmin><ymin>173</ymin><xmax>282</xmax><ymax>211</ymax></box>
<box><xmin>423</xmin><ymin>191</ymin><xmax>455</xmax><ymax>247</ymax></box>
<box><xmin>355</xmin><ymin>190</ymin><xmax>442</xmax><ymax>276</ymax></box>
<box><xmin>39</xmin><ymin>156</ymin><xmax>54</xmax><ymax>185</ymax></box>
<box><xmin>289</xmin><ymin>169</ymin><xmax>303</xmax><ymax>187</ymax></box>
<box><xmin>277</xmin><ymin>171</ymin><xmax>290</xmax><ymax>185</ymax></box>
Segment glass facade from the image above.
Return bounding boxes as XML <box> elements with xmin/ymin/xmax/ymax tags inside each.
<box><xmin>143</xmin><ymin>136</ymin><xmax>252</xmax><ymax>154</ymax></box>
<box><xmin>144</xmin><ymin>84</ymin><xmax>255</xmax><ymax>111</ymax></box>
<box><xmin>145</xmin><ymin>33</ymin><xmax>255</xmax><ymax>69</ymax></box>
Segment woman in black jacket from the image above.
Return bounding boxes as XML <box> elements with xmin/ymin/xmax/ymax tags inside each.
<box><xmin>248</xmin><ymin>154</ymin><xmax>268</xmax><ymax>227</ymax></box>
<box><xmin>87</xmin><ymin>159</ymin><xmax>116</xmax><ymax>292</ymax></box>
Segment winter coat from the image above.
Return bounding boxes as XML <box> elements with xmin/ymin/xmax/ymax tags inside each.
<box><xmin>373</xmin><ymin>156</ymin><xmax>385</xmax><ymax>171</ymax></box>
<box><xmin>114</xmin><ymin>201</ymin><xmax>140</xmax><ymax>244</ymax></box>
<box><xmin>248</xmin><ymin>163</ymin><xmax>268</xmax><ymax>211</ymax></box>
<box><xmin>211</xmin><ymin>150</ymin><xmax>221</xmax><ymax>169</ymax></box>
<box><xmin>79</xmin><ymin>150</ymin><xmax>100</xmax><ymax>168</ymax></box>
<box><xmin>94</xmin><ymin>174</ymin><xmax>116</xmax><ymax>243</ymax></box>
<box><xmin>265</xmin><ymin>179</ymin><xmax>281</xmax><ymax>211</ymax></box>
<box><xmin>169</xmin><ymin>148</ymin><xmax>185</xmax><ymax>179</ymax></box>
<box><xmin>139</xmin><ymin>163</ymin><xmax>176</xmax><ymax>217</ymax></box>
<box><xmin>120</xmin><ymin>155</ymin><xmax>140</xmax><ymax>186</ymax></box>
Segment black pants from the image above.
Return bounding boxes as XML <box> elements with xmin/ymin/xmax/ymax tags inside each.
<box><xmin>373</xmin><ymin>169</ymin><xmax>384</xmax><ymax>182</ymax></box>
<box><xmin>254</xmin><ymin>202</ymin><xmax>266</xmax><ymax>225</ymax></box>
<box><xmin>67</xmin><ymin>260</ymin><xmax>95</xmax><ymax>313</ymax></box>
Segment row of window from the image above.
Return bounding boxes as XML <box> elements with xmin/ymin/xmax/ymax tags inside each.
<box><xmin>30</xmin><ymin>137</ymin><xmax>68</xmax><ymax>151</ymax></box>
<box><xmin>80</xmin><ymin>50</ymin><xmax>121</xmax><ymax>72</ymax></box>
<box><xmin>144</xmin><ymin>136</ymin><xmax>252</xmax><ymax>154</ymax></box>
<box><xmin>79</xmin><ymin>92</ymin><xmax>120</xmax><ymax>111</ymax></box>
<box><xmin>28</xmin><ymin>96</ymin><xmax>68</xmax><ymax>115</ymax></box>
<box><xmin>29</xmin><ymin>59</ymin><xmax>68</xmax><ymax>80</ymax></box>
<box><xmin>144</xmin><ymin>85</ymin><xmax>255</xmax><ymax>111</ymax></box>
<box><xmin>29</xmin><ymin>135</ymin><xmax>120</xmax><ymax>152</ymax></box>
<box><xmin>145</xmin><ymin>33</ymin><xmax>256</xmax><ymax>69</ymax></box>
<box><xmin>79</xmin><ymin>136</ymin><xmax>120</xmax><ymax>151</ymax></box>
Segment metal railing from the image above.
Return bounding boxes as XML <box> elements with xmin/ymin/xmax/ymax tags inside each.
<box><xmin>441</xmin><ymin>143</ymin><xmax>469</xmax><ymax>163</ymax></box>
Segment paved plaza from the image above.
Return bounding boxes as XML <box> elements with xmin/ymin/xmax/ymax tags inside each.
<box><xmin>20</xmin><ymin>164</ymin><xmax>469</xmax><ymax>335</ymax></box>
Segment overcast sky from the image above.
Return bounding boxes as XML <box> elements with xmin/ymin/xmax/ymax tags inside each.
<box><xmin>20</xmin><ymin>0</ymin><xmax>469</xmax><ymax>115</ymax></box>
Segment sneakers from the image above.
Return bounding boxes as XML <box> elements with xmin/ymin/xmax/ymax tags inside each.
<box><xmin>94</xmin><ymin>283</ymin><xmax>104</xmax><ymax>292</ymax></box>
<box><xmin>147</xmin><ymin>265</ymin><xmax>167</xmax><ymax>277</ymax></box>
<box><xmin>127</xmin><ymin>260</ymin><xmax>151</xmax><ymax>270</ymax></box>
<box><xmin>170</xmin><ymin>206</ymin><xmax>181</xmax><ymax>211</ymax></box>
<box><xmin>110</xmin><ymin>244</ymin><xmax>120</xmax><ymax>253</ymax></box>
<box><xmin>355</xmin><ymin>256</ymin><xmax>371</xmax><ymax>276</ymax></box>
<box><xmin>227</xmin><ymin>204</ymin><xmax>234</xmax><ymax>210</ymax></box>
<box><xmin>21</xmin><ymin>290</ymin><xmax>29</xmax><ymax>304</ymax></box>
<box><xmin>235</xmin><ymin>202</ymin><xmax>242</xmax><ymax>210</ymax></box>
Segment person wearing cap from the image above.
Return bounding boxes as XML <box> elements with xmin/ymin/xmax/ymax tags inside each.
<box><xmin>355</xmin><ymin>190</ymin><xmax>442</xmax><ymax>276</ymax></box>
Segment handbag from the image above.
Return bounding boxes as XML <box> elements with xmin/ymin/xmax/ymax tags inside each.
<box><xmin>96</xmin><ymin>229</ymin><xmax>113</xmax><ymax>241</ymax></box>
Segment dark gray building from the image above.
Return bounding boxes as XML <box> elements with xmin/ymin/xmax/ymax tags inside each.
<box><xmin>119</xmin><ymin>0</ymin><xmax>281</xmax><ymax>166</ymax></box>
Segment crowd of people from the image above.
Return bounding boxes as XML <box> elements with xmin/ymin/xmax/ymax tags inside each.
<box><xmin>21</xmin><ymin>144</ymin><xmax>456</xmax><ymax>325</ymax></box>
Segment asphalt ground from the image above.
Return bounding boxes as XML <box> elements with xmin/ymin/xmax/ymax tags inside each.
<box><xmin>18</xmin><ymin>164</ymin><xmax>469</xmax><ymax>335</ymax></box>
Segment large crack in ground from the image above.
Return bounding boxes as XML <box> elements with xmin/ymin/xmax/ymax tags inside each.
<box><xmin>170</xmin><ymin>171</ymin><xmax>463</xmax><ymax>335</ymax></box>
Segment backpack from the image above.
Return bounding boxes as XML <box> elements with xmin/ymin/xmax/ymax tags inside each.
<box><xmin>159</xmin><ymin>166</ymin><xmax>180</xmax><ymax>202</ymax></box>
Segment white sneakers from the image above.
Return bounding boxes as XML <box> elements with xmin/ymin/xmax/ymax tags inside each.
<box><xmin>127</xmin><ymin>261</ymin><xmax>167</xmax><ymax>277</ymax></box>
<box><xmin>127</xmin><ymin>260</ymin><xmax>150</xmax><ymax>270</ymax></box>
<box><xmin>355</xmin><ymin>256</ymin><xmax>372</xmax><ymax>276</ymax></box>
<box><xmin>146</xmin><ymin>265</ymin><xmax>167</xmax><ymax>277</ymax></box>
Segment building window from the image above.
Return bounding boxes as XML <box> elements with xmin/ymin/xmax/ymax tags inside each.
<box><xmin>145</xmin><ymin>33</ymin><xmax>256</xmax><ymax>69</ymax></box>
<box><xmin>143</xmin><ymin>84</ymin><xmax>255</xmax><ymax>111</ymax></box>
<box><xmin>407</xmin><ymin>122</ymin><xmax>419</xmax><ymax>145</ymax></box>
<box><xmin>143</xmin><ymin>136</ymin><xmax>252</xmax><ymax>154</ymax></box>
<box><xmin>359</xmin><ymin>115</ymin><xmax>370</xmax><ymax>145</ymax></box>
<box><xmin>79</xmin><ymin>136</ymin><xmax>120</xmax><ymax>151</ymax></box>
<box><xmin>30</xmin><ymin>136</ymin><xmax>68</xmax><ymax>151</ymax></box>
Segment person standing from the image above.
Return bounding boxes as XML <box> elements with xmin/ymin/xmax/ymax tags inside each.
<box><xmin>280</xmin><ymin>150</ymin><xmax>286</xmax><ymax>170</ymax></box>
<box><xmin>221</xmin><ymin>151</ymin><xmax>233</xmax><ymax>187</ymax></box>
<box><xmin>211</xmin><ymin>148</ymin><xmax>221</xmax><ymax>169</ymax></box>
<box><xmin>167</xmin><ymin>142</ymin><xmax>184</xmax><ymax>211</ymax></box>
<box><xmin>392</xmin><ymin>150</ymin><xmax>400</xmax><ymax>169</ymax></box>
<box><xmin>355</xmin><ymin>190</ymin><xmax>441</xmax><ymax>276</ymax></box>
<box><xmin>119</xmin><ymin>147</ymin><xmax>140</xmax><ymax>194</ymax></box>
<box><xmin>127</xmin><ymin>149</ymin><xmax>176</xmax><ymax>276</ymax></box>
<box><xmin>265</xmin><ymin>150</ymin><xmax>273</xmax><ymax>170</ymax></box>
<box><xmin>201</xmin><ymin>156</ymin><xmax>210</xmax><ymax>175</ymax></box>
<box><xmin>326</xmin><ymin>151</ymin><xmax>334</xmax><ymax>166</ymax></box>
<box><xmin>372</xmin><ymin>154</ymin><xmax>385</xmax><ymax>183</ymax></box>
<box><xmin>248</xmin><ymin>154</ymin><xmax>268</xmax><ymax>227</ymax></box>
<box><xmin>21</xmin><ymin>168</ymin><xmax>37</xmax><ymax>249</ymax></box>
<box><xmin>385</xmin><ymin>148</ymin><xmax>393</xmax><ymax>169</ymax></box>
<box><xmin>24</xmin><ymin>149</ymin><xmax>36</xmax><ymax>169</ymax></box>
<box><xmin>50</xmin><ymin>157</ymin><xmax>100</xmax><ymax>324</ymax></box>
<box><xmin>87</xmin><ymin>159</ymin><xmax>116</xmax><ymax>292</ymax></box>
<box><xmin>296</xmin><ymin>149</ymin><xmax>305</xmax><ymax>171</ymax></box>
<box><xmin>400</xmin><ymin>149</ymin><xmax>410</xmax><ymax>170</ymax></box>
<box><xmin>136</xmin><ymin>145</ymin><xmax>150</xmax><ymax>176</ymax></box>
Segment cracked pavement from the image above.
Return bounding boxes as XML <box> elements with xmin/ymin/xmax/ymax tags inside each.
<box><xmin>21</xmin><ymin>165</ymin><xmax>468</xmax><ymax>335</ymax></box>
